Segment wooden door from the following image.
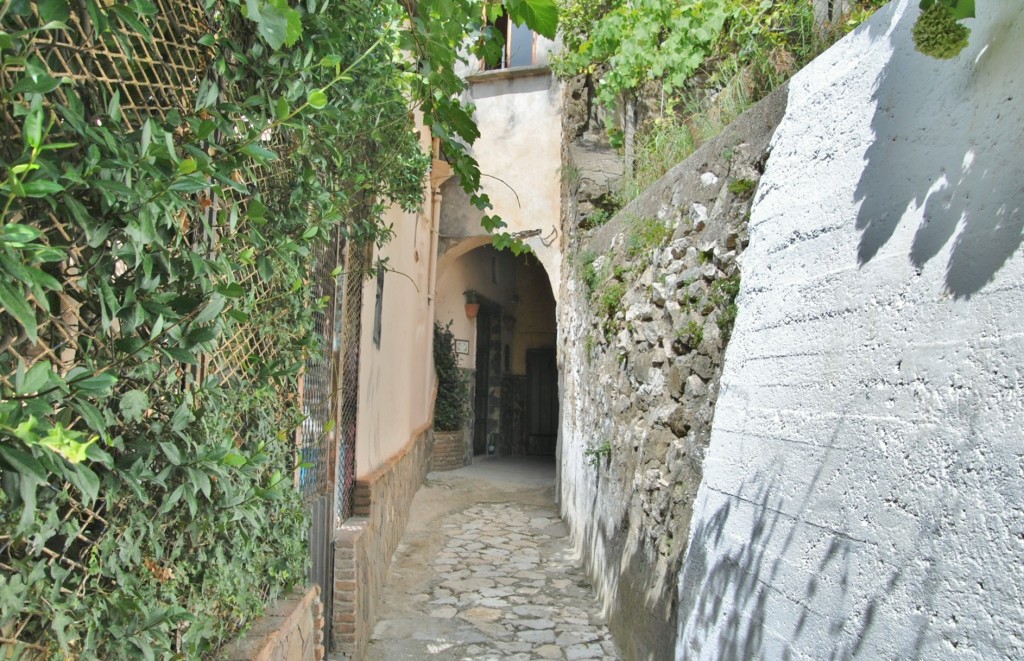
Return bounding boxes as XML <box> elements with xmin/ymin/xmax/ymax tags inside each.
<box><xmin>473</xmin><ymin>307</ymin><xmax>492</xmax><ymax>455</ymax></box>
<box><xmin>526</xmin><ymin>347</ymin><xmax>558</xmax><ymax>455</ymax></box>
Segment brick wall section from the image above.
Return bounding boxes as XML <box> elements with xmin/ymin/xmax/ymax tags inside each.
<box><xmin>332</xmin><ymin>425</ymin><xmax>432</xmax><ymax>659</ymax></box>
<box><xmin>220</xmin><ymin>586</ymin><xmax>325</xmax><ymax>661</ymax></box>
<box><xmin>430</xmin><ymin>430</ymin><xmax>466</xmax><ymax>471</ymax></box>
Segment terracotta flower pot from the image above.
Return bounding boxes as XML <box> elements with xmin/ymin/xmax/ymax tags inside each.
<box><xmin>465</xmin><ymin>303</ymin><xmax>480</xmax><ymax>318</ymax></box>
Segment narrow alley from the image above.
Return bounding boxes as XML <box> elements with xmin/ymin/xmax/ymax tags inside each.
<box><xmin>360</xmin><ymin>457</ymin><xmax>619</xmax><ymax>661</ymax></box>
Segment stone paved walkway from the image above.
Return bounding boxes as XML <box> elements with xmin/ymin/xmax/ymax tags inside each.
<box><xmin>365</xmin><ymin>458</ymin><xmax>619</xmax><ymax>660</ymax></box>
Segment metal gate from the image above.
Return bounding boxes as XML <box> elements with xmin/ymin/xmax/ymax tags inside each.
<box><xmin>296</xmin><ymin>233</ymin><xmax>362</xmax><ymax>647</ymax></box>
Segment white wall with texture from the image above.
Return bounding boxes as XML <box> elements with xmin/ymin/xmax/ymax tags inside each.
<box><xmin>677</xmin><ymin>2</ymin><xmax>1024</xmax><ymax>659</ymax></box>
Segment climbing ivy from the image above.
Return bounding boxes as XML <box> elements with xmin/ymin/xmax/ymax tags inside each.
<box><xmin>0</xmin><ymin>0</ymin><xmax>557</xmax><ymax>656</ymax></box>
<box><xmin>433</xmin><ymin>321</ymin><xmax>470</xmax><ymax>432</ymax></box>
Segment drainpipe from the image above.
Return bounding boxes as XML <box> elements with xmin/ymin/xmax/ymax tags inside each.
<box><xmin>427</xmin><ymin>137</ymin><xmax>452</xmax><ymax>311</ymax></box>
<box><xmin>428</xmin><ymin>187</ymin><xmax>441</xmax><ymax>311</ymax></box>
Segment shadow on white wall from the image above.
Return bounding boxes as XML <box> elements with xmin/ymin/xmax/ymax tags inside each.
<box><xmin>853</xmin><ymin>4</ymin><xmax>1024</xmax><ymax>299</ymax></box>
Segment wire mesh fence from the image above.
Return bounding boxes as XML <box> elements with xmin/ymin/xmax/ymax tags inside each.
<box><xmin>336</xmin><ymin>240</ymin><xmax>369</xmax><ymax>525</ymax></box>
<box><xmin>0</xmin><ymin>0</ymin><xmax>210</xmax><ymax>140</ymax></box>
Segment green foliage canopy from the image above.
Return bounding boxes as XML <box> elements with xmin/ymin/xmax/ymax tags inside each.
<box><xmin>556</xmin><ymin>0</ymin><xmax>732</xmax><ymax>110</ymax></box>
<box><xmin>554</xmin><ymin>0</ymin><xmax>903</xmax><ymax>117</ymax></box>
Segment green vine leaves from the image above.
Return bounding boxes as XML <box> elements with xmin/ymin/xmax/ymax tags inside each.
<box><xmin>914</xmin><ymin>0</ymin><xmax>975</xmax><ymax>59</ymax></box>
<box><xmin>505</xmin><ymin>0</ymin><xmax>559</xmax><ymax>40</ymax></box>
<box><xmin>243</xmin><ymin>0</ymin><xmax>304</xmax><ymax>50</ymax></box>
<box><xmin>0</xmin><ymin>0</ymin><xmax>557</xmax><ymax>654</ymax></box>
<box><xmin>554</xmin><ymin>0</ymin><xmax>732</xmax><ymax>112</ymax></box>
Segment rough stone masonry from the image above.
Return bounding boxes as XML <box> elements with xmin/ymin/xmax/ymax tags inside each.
<box><xmin>558</xmin><ymin>76</ymin><xmax>789</xmax><ymax>658</ymax></box>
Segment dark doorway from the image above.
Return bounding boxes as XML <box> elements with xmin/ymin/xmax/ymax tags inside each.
<box><xmin>473</xmin><ymin>306</ymin><xmax>493</xmax><ymax>455</ymax></box>
<box><xmin>526</xmin><ymin>347</ymin><xmax>558</xmax><ymax>456</ymax></box>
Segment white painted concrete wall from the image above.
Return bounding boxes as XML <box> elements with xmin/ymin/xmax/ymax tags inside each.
<box><xmin>677</xmin><ymin>2</ymin><xmax>1024</xmax><ymax>659</ymax></box>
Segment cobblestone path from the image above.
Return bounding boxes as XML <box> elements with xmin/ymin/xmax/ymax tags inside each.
<box><xmin>366</xmin><ymin>461</ymin><xmax>619</xmax><ymax>660</ymax></box>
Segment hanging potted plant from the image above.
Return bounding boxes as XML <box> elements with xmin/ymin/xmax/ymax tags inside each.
<box><xmin>464</xmin><ymin>289</ymin><xmax>480</xmax><ymax>319</ymax></box>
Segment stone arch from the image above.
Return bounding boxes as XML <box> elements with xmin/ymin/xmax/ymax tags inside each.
<box><xmin>433</xmin><ymin>238</ymin><xmax>560</xmax><ymax>465</ymax></box>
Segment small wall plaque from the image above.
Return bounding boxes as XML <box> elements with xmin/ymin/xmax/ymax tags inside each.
<box><xmin>455</xmin><ymin>339</ymin><xmax>470</xmax><ymax>355</ymax></box>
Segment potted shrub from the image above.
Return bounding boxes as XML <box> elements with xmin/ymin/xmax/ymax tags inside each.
<box><xmin>432</xmin><ymin>321</ymin><xmax>470</xmax><ymax>470</ymax></box>
<box><xmin>463</xmin><ymin>289</ymin><xmax>480</xmax><ymax>318</ymax></box>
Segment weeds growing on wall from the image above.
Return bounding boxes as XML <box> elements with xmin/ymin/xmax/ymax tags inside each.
<box><xmin>583</xmin><ymin>439</ymin><xmax>612</xmax><ymax>466</ymax></box>
<box><xmin>626</xmin><ymin>217</ymin><xmax>673</xmax><ymax>258</ymax></box>
<box><xmin>598</xmin><ymin>281</ymin><xmax>627</xmax><ymax>338</ymax></box>
<box><xmin>617</xmin><ymin>118</ymin><xmax>695</xmax><ymax>204</ymax></box>
<box><xmin>727</xmin><ymin>177</ymin><xmax>756</xmax><ymax>198</ymax></box>
<box><xmin>710</xmin><ymin>273</ymin><xmax>741</xmax><ymax>342</ymax></box>
<box><xmin>578</xmin><ymin>250</ymin><xmax>600</xmax><ymax>295</ymax></box>
<box><xmin>678</xmin><ymin>320</ymin><xmax>704</xmax><ymax>350</ymax></box>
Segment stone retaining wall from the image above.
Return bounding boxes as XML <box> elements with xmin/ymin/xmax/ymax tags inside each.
<box><xmin>220</xmin><ymin>586</ymin><xmax>325</xmax><ymax>661</ymax></box>
<box><xmin>332</xmin><ymin>426</ymin><xmax>431</xmax><ymax>659</ymax></box>
<box><xmin>558</xmin><ymin>87</ymin><xmax>788</xmax><ymax>659</ymax></box>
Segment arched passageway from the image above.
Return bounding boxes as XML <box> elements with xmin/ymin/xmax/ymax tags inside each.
<box><xmin>434</xmin><ymin>243</ymin><xmax>558</xmax><ymax>461</ymax></box>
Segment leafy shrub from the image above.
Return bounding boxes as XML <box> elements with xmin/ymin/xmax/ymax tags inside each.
<box><xmin>433</xmin><ymin>322</ymin><xmax>470</xmax><ymax>432</ymax></box>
